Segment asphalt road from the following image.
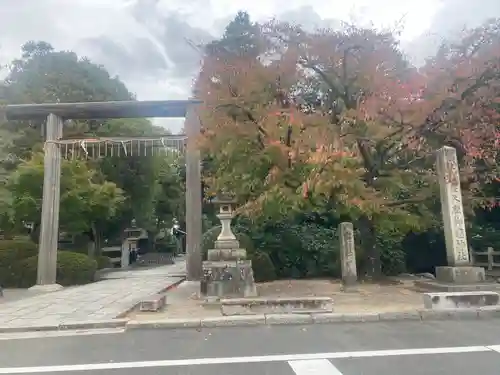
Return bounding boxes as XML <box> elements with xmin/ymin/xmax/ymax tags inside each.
<box><xmin>1</xmin><ymin>320</ymin><xmax>500</xmax><ymax>374</ymax></box>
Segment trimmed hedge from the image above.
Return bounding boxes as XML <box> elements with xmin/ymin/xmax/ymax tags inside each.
<box><xmin>96</xmin><ymin>255</ymin><xmax>112</xmax><ymax>270</ymax></box>
<box><xmin>0</xmin><ymin>239</ymin><xmax>38</xmax><ymax>287</ymax></box>
<box><xmin>10</xmin><ymin>251</ymin><xmax>98</xmax><ymax>288</ymax></box>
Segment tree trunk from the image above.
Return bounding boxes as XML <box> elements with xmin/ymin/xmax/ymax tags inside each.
<box><xmin>29</xmin><ymin>222</ymin><xmax>40</xmax><ymax>244</ymax></box>
<box><xmin>90</xmin><ymin>223</ymin><xmax>102</xmax><ymax>257</ymax></box>
<box><xmin>358</xmin><ymin>215</ymin><xmax>382</xmax><ymax>280</ymax></box>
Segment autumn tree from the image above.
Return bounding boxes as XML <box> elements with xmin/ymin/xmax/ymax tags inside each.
<box><xmin>196</xmin><ymin>14</ymin><xmax>442</xmax><ymax>278</ymax></box>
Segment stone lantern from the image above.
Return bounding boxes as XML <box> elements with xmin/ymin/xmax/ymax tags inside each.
<box><xmin>211</xmin><ymin>194</ymin><xmax>239</xmax><ymax>249</ymax></box>
<box><xmin>200</xmin><ymin>193</ymin><xmax>257</xmax><ymax>299</ymax></box>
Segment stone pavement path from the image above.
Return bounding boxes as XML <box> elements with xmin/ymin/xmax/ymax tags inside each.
<box><xmin>0</xmin><ymin>260</ymin><xmax>185</xmax><ymax>328</ymax></box>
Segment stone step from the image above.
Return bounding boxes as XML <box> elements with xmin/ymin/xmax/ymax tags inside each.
<box><xmin>423</xmin><ymin>291</ymin><xmax>500</xmax><ymax>310</ymax></box>
<box><xmin>220</xmin><ymin>296</ymin><xmax>334</xmax><ymax>316</ymax></box>
<box><xmin>139</xmin><ymin>294</ymin><xmax>167</xmax><ymax>312</ymax></box>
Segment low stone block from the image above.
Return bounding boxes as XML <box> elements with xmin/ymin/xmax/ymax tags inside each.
<box><xmin>423</xmin><ymin>291</ymin><xmax>499</xmax><ymax>310</ymax></box>
<box><xmin>435</xmin><ymin>266</ymin><xmax>485</xmax><ymax>284</ymax></box>
<box><xmin>220</xmin><ymin>297</ymin><xmax>333</xmax><ymax>316</ymax></box>
<box><xmin>139</xmin><ymin>294</ymin><xmax>166</xmax><ymax>312</ymax></box>
<box><xmin>478</xmin><ymin>305</ymin><xmax>500</xmax><ymax>319</ymax></box>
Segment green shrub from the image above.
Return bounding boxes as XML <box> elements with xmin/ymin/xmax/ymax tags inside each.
<box><xmin>249</xmin><ymin>251</ymin><xmax>277</xmax><ymax>282</ymax></box>
<box><xmin>0</xmin><ymin>240</ymin><xmax>38</xmax><ymax>287</ymax></box>
<box><xmin>95</xmin><ymin>255</ymin><xmax>112</xmax><ymax>270</ymax></box>
<box><xmin>201</xmin><ymin>225</ymin><xmax>255</xmax><ymax>259</ymax></box>
<box><xmin>17</xmin><ymin>251</ymin><xmax>98</xmax><ymax>288</ymax></box>
<box><xmin>0</xmin><ymin>239</ymin><xmax>37</xmax><ymax>265</ymax></box>
<box><xmin>155</xmin><ymin>234</ymin><xmax>178</xmax><ymax>253</ymax></box>
<box><xmin>250</xmin><ymin>222</ymin><xmax>341</xmax><ymax>278</ymax></box>
<box><xmin>376</xmin><ymin>228</ymin><xmax>407</xmax><ymax>276</ymax></box>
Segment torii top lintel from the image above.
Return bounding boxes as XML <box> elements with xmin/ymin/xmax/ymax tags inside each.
<box><xmin>1</xmin><ymin>99</ymin><xmax>201</xmax><ymax>121</ymax></box>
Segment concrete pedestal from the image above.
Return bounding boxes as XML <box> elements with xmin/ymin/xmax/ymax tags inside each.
<box><xmin>414</xmin><ymin>266</ymin><xmax>500</xmax><ymax>292</ymax></box>
<box><xmin>200</xmin><ymin>260</ymin><xmax>257</xmax><ymax>299</ymax></box>
<box><xmin>436</xmin><ymin>266</ymin><xmax>485</xmax><ymax>283</ymax></box>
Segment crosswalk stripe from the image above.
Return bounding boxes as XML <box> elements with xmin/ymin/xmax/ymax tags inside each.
<box><xmin>288</xmin><ymin>359</ymin><xmax>343</xmax><ymax>375</ymax></box>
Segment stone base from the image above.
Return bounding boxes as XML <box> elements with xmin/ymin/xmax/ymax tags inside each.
<box><xmin>436</xmin><ymin>266</ymin><xmax>486</xmax><ymax>284</ymax></box>
<box><xmin>414</xmin><ymin>280</ymin><xmax>500</xmax><ymax>292</ymax></box>
<box><xmin>414</xmin><ymin>266</ymin><xmax>492</xmax><ymax>292</ymax></box>
<box><xmin>200</xmin><ymin>260</ymin><xmax>257</xmax><ymax>299</ymax></box>
<box><xmin>214</xmin><ymin>239</ymin><xmax>240</xmax><ymax>249</ymax></box>
<box><xmin>207</xmin><ymin>248</ymin><xmax>246</xmax><ymax>261</ymax></box>
<box><xmin>220</xmin><ymin>297</ymin><xmax>333</xmax><ymax>316</ymax></box>
<box><xmin>29</xmin><ymin>284</ymin><xmax>63</xmax><ymax>293</ymax></box>
<box><xmin>423</xmin><ymin>291</ymin><xmax>500</xmax><ymax>310</ymax></box>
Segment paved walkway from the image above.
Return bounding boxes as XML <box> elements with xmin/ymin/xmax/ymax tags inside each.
<box><xmin>0</xmin><ymin>260</ymin><xmax>185</xmax><ymax>328</ymax></box>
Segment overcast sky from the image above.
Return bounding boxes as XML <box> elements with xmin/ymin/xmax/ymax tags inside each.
<box><xmin>1</xmin><ymin>0</ymin><xmax>499</xmax><ymax>130</ymax></box>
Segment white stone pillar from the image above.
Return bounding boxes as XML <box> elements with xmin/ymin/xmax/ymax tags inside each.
<box><xmin>339</xmin><ymin>222</ymin><xmax>357</xmax><ymax>286</ymax></box>
<box><xmin>436</xmin><ymin>146</ymin><xmax>470</xmax><ymax>266</ymax></box>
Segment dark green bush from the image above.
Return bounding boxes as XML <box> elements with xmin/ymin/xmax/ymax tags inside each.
<box><xmin>154</xmin><ymin>233</ymin><xmax>178</xmax><ymax>253</ymax></box>
<box><xmin>17</xmin><ymin>251</ymin><xmax>98</xmax><ymax>287</ymax></box>
<box><xmin>201</xmin><ymin>225</ymin><xmax>255</xmax><ymax>259</ymax></box>
<box><xmin>95</xmin><ymin>255</ymin><xmax>112</xmax><ymax>270</ymax></box>
<box><xmin>377</xmin><ymin>229</ymin><xmax>407</xmax><ymax>276</ymax></box>
<box><xmin>0</xmin><ymin>239</ymin><xmax>38</xmax><ymax>287</ymax></box>
<box><xmin>249</xmin><ymin>251</ymin><xmax>277</xmax><ymax>282</ymax></box>
<box><xmin>250</xmin><ymin>222</ymin><xmax>341</xmax><ymax>279</ymax></box>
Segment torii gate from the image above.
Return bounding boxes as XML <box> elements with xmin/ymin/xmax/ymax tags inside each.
<box><xmin>1</xmin><ymin>100</ymin><xmax>203</xmax><ymax>288</ymax></box>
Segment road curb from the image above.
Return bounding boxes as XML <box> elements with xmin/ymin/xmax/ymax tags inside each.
<box><xmin>0</xmin><ymin>319</ymin><xmax>128</xmax><ymax>333</ymax></box>
<box><xmin>2</xmin><ymin>305</ymin><xmax>500</xmax><ymax>334</ymax></box>
<box><xmin>125</xmin><ymin>307</ymin><xmax>500</xmax><ymax>330</ymax></box>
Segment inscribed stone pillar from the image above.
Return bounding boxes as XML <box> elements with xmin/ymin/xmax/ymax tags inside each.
<box><xmin>184</xmin><ymin>103</ymin><xmax>203</xmax><ymax>281</ymax></box>
<box><xmin>436</xmin><ymin>146</ymin><xmax>470</xmax><ymax>266</ymax></box>
<box><xmin>339</xmin><ymin>222</ymin><xmax>357</xmax><ymax>286</ymax></box>
<box><xmin>33</xmin><ymin>114</ymin><xmax>63</xmax><ymax>290</ymax></box>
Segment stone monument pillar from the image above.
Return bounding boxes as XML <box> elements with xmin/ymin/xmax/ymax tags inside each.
<box><xmin>434</xmin><ymin>146</ymin><xmax>485</xmax><ymax>285</ymax></box>
<box><xmin>200</xmin><ymin>195</ymin><xmax>257</xmax><ymax>299</ymax></box>
<box><xmin>339</xmin><ymin>222</ymin><xmax>357</xmax><ymax>287</ymax></box>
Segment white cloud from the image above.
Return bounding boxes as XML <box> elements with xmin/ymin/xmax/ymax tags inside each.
<box><xmin>1</xmin><ymin>0</ymin><xmax>497</xmax><ymax>131</ymax></box>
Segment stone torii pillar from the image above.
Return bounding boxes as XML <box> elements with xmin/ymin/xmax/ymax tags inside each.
<box><xmin>32</xmin><ymin>114</ymin><xmax>64</xmax><ymax>291</ymax></box>
<box><xmin>184</xmin><ymin>103</ymin><xmax>203</xmax><ymax>281</ymax></box>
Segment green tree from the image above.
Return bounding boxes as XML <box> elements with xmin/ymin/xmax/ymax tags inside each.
<box><xmin>8</xmin><ymin>153</ymin><xmax>125</xmax><ymax>245</ymax></box>
<box><xmin>206</xmin><ymin>11</ymin><xmax>262</xmax><ymax>58</ymax></box>
<box><xmin>0</xmin><ymin>41</ymin><xmax>184</xmax><ymax>239</ymax></box>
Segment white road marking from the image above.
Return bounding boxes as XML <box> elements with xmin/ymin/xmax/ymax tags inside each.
<box><xmin>288</xmin><ymin>359</ymin><xmax>343</xmax><ymax>375</ymax></box>
<box><xmin>0</xmin><ymin>345</ymin><xmax>492</xmax><ymax>373</ymax></box>
<box><xmin>0</xmin><ymin>328</ymin><xmax>125</xmax><ymax>341</ymax></box>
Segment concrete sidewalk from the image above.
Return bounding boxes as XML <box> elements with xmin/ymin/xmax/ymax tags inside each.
<box><xmin>0</xmin><ymin>260</ymin><xmax>185</xmax><ymax>329</ymax></box>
